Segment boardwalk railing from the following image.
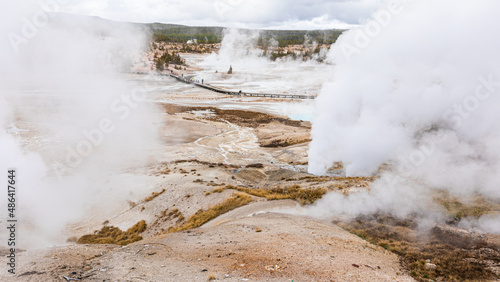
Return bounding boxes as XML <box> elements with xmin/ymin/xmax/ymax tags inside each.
<box><xmin>133</xmin><ymin>71</ymin><xmax>316</xmax><ymax>100</ymax></box>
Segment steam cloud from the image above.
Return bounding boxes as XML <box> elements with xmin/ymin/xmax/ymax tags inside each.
<box><xmin>307</xmin><ymin>0</ymin><xmax>500</xmax><ymax>231</ymax></box>
<box><xmin>199</xmin><ymin>28</ymin><xmax>332</xmax><ymax>96</ymax></box>
<box><xmin>1</xmin><ymin>2</ymin><xmax>160</xmax><ymax>248</ymax></box>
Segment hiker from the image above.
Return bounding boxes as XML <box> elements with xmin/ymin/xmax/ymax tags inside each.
<box><xmin>202</xmin><ymin>79</ymin><xmax>204</xmax><ymax>84</ymax></box>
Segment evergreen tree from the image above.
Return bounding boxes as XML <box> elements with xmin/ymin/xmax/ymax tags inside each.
<box><xmin>156</xmin><ymin>60</ymin><xmax>164</xmax><ymax>71</ymax></box>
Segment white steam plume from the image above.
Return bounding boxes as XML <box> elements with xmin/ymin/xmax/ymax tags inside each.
<box><xmin>0</xmin><ymin>2</ymin><xmax>160</xmax><ymax>248</ymax></box>
<box><xmin>199</xmin><ymin>28</ymin><xmax>333</xmax><ymax>96</ymax></box>
<box><xmin>202</xmin><ymin>28</ymin><xmax>264</xmax><ymax>71</ymax></box>
<box><xmin>307</xmin><ymin>0</ymin><xmax>500</xmax><ymax>229</ymax></box>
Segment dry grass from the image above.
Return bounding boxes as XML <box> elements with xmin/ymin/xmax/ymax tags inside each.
<box><xmin>169</xmin><ymin>193</ymin><xmax>252</xmax><ymax>232</ymax></box>
<box><xmin>207</xmin><ymin>108</ymin><xmax>304</xmax><ymax>128</ymax></box>
<box><xmin>144</xmin><ymin>188</ymin><xmax>166</xmax><ymax>202</ymax></box>
<box><xmin>161</xmin><ymin>208</ymin><xmax>184</xmax><ymax>221</ymax></box>
<box><xmin>246</xmin><ymin>163</ymin><xmax>264</xmax><ymax>168</ymax></box>
<box><xmin>435</xmin><ymin>194</ymin><xmax>499</xmax><ymax>219</ymax></box>
<box><xmin>334</xmin><ymin>176</ymin><xmax>374</xmax><ymax>181</ymax></box>
<box><xmin>260</xmin><ymin>138</ymin><xmax>311</xmax><ymax>148</ymax></box>
<box><xmin>150</xmin><ymin>208</ymin><xmax>185</xmax><ymax>234</ymax></box>
<box><xmin>77</xmin><ymin>220</ymin><xmax>147</xmax><ymax>246</ymax></box>
<box><xmin>207</xmin><ymin>181</ymin><xmax>226</xmax><ymax>187</ymax></box>
<box><xmin>305</xmin><ymin>177</ymin><xmax>330</xmax><ymax>183</ymax></box>
<box><xmin>219</xmin><ymin>184</ymin><xmax>327</xmax><ymax>205</ymax></box>
<box><xmin>170</xmin><ymin>159</ymin><xmax>240</xmax><ymax>169</ymax></box>
<box><xmin>208</xmin><ymin>273</ymin><xmax>216</xmax><ymax>281</ymax></box>
<box><xmin>285</xmin><ymin>176</ymin><xmax>374</xmax><ymax>187</ymax></box>
<box><xmin>340</xmin><ymin>215</ymin><xmax>498</xmax><ymax>281</ymax></box>
<box><xmin>163</xmin><ymin>104</ymin><xmax>305</xmax><ymax>129</ymax></box>
<box><xmin>212</xmin><ymin>187</ymin><xmax>226</xmax><ymax>193</ymax></box>
<box><xmin>154</xmin><ymin>164</ymin><xmax>171</xmax><ymax>175</ymax></box>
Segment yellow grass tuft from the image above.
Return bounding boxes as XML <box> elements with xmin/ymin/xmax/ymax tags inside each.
<box><xmin>144</xmin><ymin>188</ymin><xmax>166</xmax><ymax>202</ymax></box>
<box><xmin>435</xmin><ymin>194</ymin><xmax>499</xmax><ymax>219</ymax></box>
<box><xmin>212</xmin><ymin>187</ymin><xmax>226</xmax><ymax>193</ymax></box>
<box><xmin>223</xmin><ymin>184</ymin><xmax>327</xmax><ymax>205</ymax></box>
<box><xmin>77</xmin><ymin>220</ymin><xmax>147</xmax><ymax>246</ymax></box>
<box><xmin>170</xmin><ymin>193</ymin><xmax>252</xmax><ymax>232</ymax></box>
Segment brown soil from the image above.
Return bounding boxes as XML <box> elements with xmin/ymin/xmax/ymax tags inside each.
<box><xmin>163</xmin><ymin>104</ymin><xmax>306</xmax><ymax>128</ymax></box>
<box><xmin>163</xmin><ymin>104</ymin><xmax>310</xmax><ymax>148</ymax></box>
<box><xmin>6</xmin><ymin>98</ymin><xmax>498</xmax><ymax>281</ymax></box>
<box><xmin>256</xmin><ymin>121</ymin><xmax>310</xmax><ymax>147</ymax></box>
<box><xmin>338</xmin><ymin>214</ymin><xmax>500</xmax><ymax>281</ymax></box>
<box><xmin>6</xmin><ymin>208</ymin><xmax>413</xmax><ymax>282</ymax></box>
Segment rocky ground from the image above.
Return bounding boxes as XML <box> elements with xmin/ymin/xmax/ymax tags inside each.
<box><xmin>1</xmin><ymin>91</ymin><xmax>415</xmax><ymax>281</ymax></box>
<box><xmin>2</xmin><ymin>78</ymin><xmax>500</xmax><ymax>281</ymax></box>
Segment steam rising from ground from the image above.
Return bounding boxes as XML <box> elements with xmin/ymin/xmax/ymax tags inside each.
<box><xmin>1</xmin><ymin>2</ymin><xmax>160</xmax><ymax>248</ymax></box>
<box><xmin>198</xmin><ymin>28</ymin><xmax>332</xmax><ymax>96</ymax></box>
<box><xmin>203</xmin><ymin>28</ymin><xmax>264</xmax><ymax>71</ymax></box>
<box><xmin>307</xmin><ymin>0</ymin><xmax>500</xmax><ymax>232</ymax></box>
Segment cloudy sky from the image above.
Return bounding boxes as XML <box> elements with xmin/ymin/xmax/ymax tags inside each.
<box><xmin>60</xmin><ymin>0</ymin><xmax>385</xmax><ymax>29</ymax></box>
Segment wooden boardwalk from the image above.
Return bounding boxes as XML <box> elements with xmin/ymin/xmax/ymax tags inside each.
<box><xmin>134</xmin><ymin>72</ymin><xmax>316</xmax><ymax>99</ymax></box>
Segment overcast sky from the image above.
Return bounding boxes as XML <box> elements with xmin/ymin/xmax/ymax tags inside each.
<box><xmin>60</xmin><ymin>0</ymin><xmax>386</xmax><ymax>30</ymax></box>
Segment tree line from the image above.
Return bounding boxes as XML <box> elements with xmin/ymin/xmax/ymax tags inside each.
<box><xmin>153</xmin><ymin>50</ymin><xmax>185</xmax><ymax>71</ymax></box>
<box><xmin>148</xmin><ymin>23</ymin><xmax>345</xmax><ymax>46</ymax></box>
